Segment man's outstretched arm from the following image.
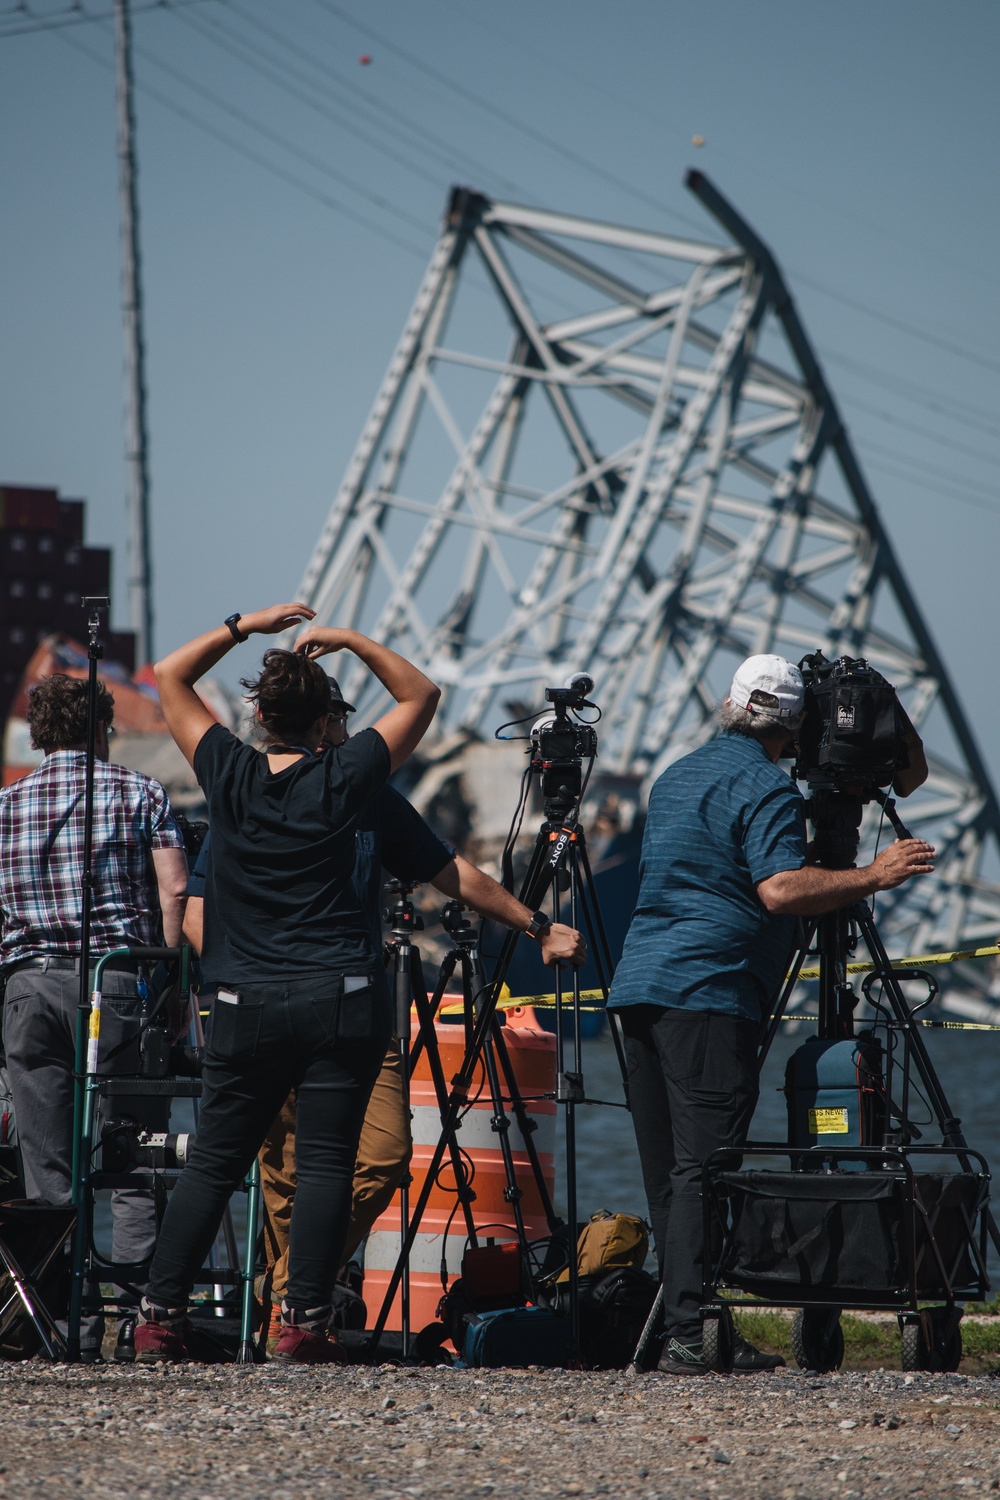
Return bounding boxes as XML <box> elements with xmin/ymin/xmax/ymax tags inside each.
<box><xmin>431</xmin><ymin>853</ymin><xmax>586</xmax><ymax>966</ymax></box>
<box><xmin>757</xmin><ymin>838</ymin><xmax>935</xmax><ymax>917</ymax></box>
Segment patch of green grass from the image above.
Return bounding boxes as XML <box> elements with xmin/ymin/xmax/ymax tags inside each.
<box><xmin>734</xmin><ymin>1308</ymin><xmax>1000</xmax><ymax>1371</ymax></box>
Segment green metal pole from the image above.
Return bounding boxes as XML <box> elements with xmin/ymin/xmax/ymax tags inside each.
<box><xmin>67</xmin><ymin>947</ymin><xmax>131</xmax><ymax>1359</ymax></box>
<box><xmin>237</xmin><ymin>1159</ymin><xmax>261</xmax><ymax>1364</ymax></box>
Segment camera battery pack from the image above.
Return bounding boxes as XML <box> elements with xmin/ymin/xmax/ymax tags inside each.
<box><xmin>785</xmin><ymin>1036</ymin><xmax>885</xmax><ymax>1154</ymax></box>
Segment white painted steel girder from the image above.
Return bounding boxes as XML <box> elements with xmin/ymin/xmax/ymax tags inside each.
<box><xmin>293</xmin><ymin>178</ymin><xmax>1000</xmax><ymax>1015</ymax></box>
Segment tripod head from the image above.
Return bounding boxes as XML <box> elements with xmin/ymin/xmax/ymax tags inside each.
<box><xmin>383</xmin><ymin>878</ymin><xmax>424</xmax><ymax>944</ymax></box>
<box><xmin>82</xmin><ymin>595</ymin><xmax>108</xmax><ymax>660</ymax></box>
<box><xmin>440</xmin><ymin>898</ymin><xmax>479</xmax><ymax>950</ymax></box>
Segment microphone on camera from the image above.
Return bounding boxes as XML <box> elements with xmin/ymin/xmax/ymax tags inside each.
<box><xmin>563</xmin><ymin>672</ymin><xmax>595</xmax><ymax>697</ymax></box>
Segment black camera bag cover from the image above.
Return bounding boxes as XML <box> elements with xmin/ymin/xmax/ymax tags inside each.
<box><xmin>578</xmin><ymin>1265</ymin><xmax>658</xmax><ymax>1369</ymax></box>
<box><xmin>798</xmin><ymin>655</ymin><xmax>904</xmax><ymax>785</ymax></box>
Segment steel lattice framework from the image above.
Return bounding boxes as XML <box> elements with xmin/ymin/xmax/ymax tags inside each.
<box><xmin>294</xmin><ymin>173</ymin><xmax>1000</xmax><ymax>1016</ymax></box>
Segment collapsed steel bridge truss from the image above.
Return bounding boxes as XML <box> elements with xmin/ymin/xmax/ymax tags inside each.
<box><xmin>294</xmin><ymin>172</ymin><xmax>1000</xmax><ymax>1015</ymax></box>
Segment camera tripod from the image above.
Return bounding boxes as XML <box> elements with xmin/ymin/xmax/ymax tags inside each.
<box><xmin>371</xmin><ymin>882</ymin><xmax>564</xmax><ymax>1357</ymax></box>
<box><xmin>369</xmin><ymin>765</ymin><xmax>625</xmax><ymax>1362</ymax></box>
<box><xmin>630</xmin><ymin>781</ymin><xmax>999</xmax><ymax>1372</ymax></box>
<box><xmin>763</xmin><ymin>785</ymin><xmax>1000</xmax><ymax>1256</ymax></box>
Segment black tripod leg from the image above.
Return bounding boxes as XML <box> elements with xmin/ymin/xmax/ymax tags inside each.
<box><xmin>629</xmin><ymin>1282</ymin><xmax>664</xmax><ymax>1372</ymax></box>
<box><xmin>487</xmin><ymin>1019</ymin><xmax>561</xmax><ymax>1233</ymax></box>
<box><xmin>759</xmin><ymin>919</ymin><xmax>818</xmax><ymax>1065</ymax></box>
<box><xmin>408</xmin><ymin>952</ymin><xmax>458</xmax><ymax>1075</ymax></box>
<box><xmin>856</xmin><ymin>906</ymin><xmax>1000</xmax><ymax>1257</ymax></box>
<box><xmin>575</xmin><ymin>837</ymin><xmax>629</xmax><ymax>1092</ymax></box>
<box><xmin>410</xmin><ymin>951</ymin><xmax>479</xmax><ymax>1246</ymax></box>
<box><xmin>369</xmin><ymin>824</ymin><xmax>571</xmax><ymax>1360</ymax></box>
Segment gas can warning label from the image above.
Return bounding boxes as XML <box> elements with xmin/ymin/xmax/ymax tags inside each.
<box><xmin>807</xmin><ymin>1107</ymin><xmax>849</xmax><ymax>1134</ymax></box>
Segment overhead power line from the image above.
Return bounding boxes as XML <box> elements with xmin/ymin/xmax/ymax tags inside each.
<box><xmin>316</xmin><ymin>0</ymin><xmax>1000</xmax><ymax>382</ymax></box>
<box><xmin>436</xmin><ymin>0</ymin><xmax>1000</xmax><ymax>294</ymax></box>
<box><xmin>308</xmin><ymin>0</ymin><xmax>712</xmax><ymax>240</ymax></box>
<box><xmin>0</xmin><ymin>0</ymin><xmax>212</xmax><ymax>39</ymax></box>
<box><xmin>55</xmin><ymin>24</ymin><xmax>429</xmax><ymax>260</ymax></box>
<box><xmin>127</xmin><ymin>24</ymin><xmax>433</xmax><ymax>238</ymax></box>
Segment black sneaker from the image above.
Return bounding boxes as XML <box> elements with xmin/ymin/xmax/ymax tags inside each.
<box><xmin>79</xmin><ymin>1347</ymin><xmax>104</xmax><ymax>1365</ymax></box>
<box><xmin>657</xmin><ymin>1337</ymin><xmax>710</xmax><ymax>1375</ymax></box>
<box><xmin>732</xmin><ymin>1333</ymin><xmax>785</xmax><ymax>1373</ymax></box>
<box><xmin>114</xmin><ymin>1316</ymin><xmax>137</xmax><ymax>1364</ymax></box>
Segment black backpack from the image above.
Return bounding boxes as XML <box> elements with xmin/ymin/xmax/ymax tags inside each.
<box><xmin>576</xmin><ymin>1266</ymin><xmax>659</xmax><ymax>1369</ymax></box>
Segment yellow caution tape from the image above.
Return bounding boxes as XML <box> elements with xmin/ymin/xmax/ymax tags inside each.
<box><xmin>792</xmin><ymin>942</ymin><xmax>1000</xmax><ymax>981</ymax></box>
<box><xmin>434</xmin><ymin>943</ymin><xmax>1000</xmax><ymax>1015</ymax></box>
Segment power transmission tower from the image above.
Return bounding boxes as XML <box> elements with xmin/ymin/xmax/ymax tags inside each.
<box><xmin>114</xmin><ymin>0</ymin><xmax>153</xmax><ymax>666</ymax></box>
<box><xmin>294</xmin><ymin>173</ymin><xmax>1000</xmax><ymax>1018</ymax></box>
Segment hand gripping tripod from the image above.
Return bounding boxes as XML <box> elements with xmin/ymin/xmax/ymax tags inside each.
<box><xmin>369</xmin><ymin>683</ymin><xmax>626</xmax><ymax>1362</ymax></box>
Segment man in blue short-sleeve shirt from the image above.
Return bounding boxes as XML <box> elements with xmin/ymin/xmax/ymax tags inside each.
<box><xmin>608</xmin><ymin>655</ymin><xmax>934</xmax><ymax>1375</ymax></box>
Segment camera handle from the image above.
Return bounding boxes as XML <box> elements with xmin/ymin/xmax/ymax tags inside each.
<box><xmin>870</xmin><ymin>787</ymin><xmax>912</xmax><ymax>841</ymax></box>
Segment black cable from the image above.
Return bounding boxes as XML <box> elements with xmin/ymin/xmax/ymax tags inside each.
<box><xmin>128</xmin><ymin>22</ymin><xmax>433</xmax><ymax>238</ymax></box>
<box><xmin>165</xmin><ymin>1</ymin><xmax>447</xmax><ymax>193</ymax></box>
<box><xmin>216</xmin><ymin>0</ymin><xmax>524</xmax><ymax>197</ymax></box>
<box><xmin>0</xmin><ymin>0</ymin><xmax>214</xmax><ymax>39</ymax></box>
<box><xmin>53</xmin><ymin>24</ymin><xmax>429</xmax><ymax>261</ymax></box>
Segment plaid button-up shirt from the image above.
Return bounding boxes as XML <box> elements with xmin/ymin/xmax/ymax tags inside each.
<box><xmin>0</xmin><ymin>751</ymin><xmax>185</xmax><ymax>966</ymax></box>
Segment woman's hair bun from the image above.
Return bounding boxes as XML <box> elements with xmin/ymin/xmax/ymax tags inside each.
<box><xmin>241</xmin><ymin>649</ymin><xmax>331</xmax><ymax>741</ymax></box>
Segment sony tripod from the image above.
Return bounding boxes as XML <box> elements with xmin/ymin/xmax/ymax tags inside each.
<box><xmin>369</xmin><ymin>679</ymin><xmax>625</xmax><ymax>1362</ymax></box>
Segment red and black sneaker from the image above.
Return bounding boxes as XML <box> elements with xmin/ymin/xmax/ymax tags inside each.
<box><xmin>134</xmin><ymin>1299</ymin><xmax>190</xmax><ymax>1364</ymax></box>
<box><xmin>271</xmin><ymin>1303</ymin><xmax>347</xmax><ymax>1365</ymax></box>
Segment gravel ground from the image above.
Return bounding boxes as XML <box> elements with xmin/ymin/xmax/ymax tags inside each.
<box><xmin>2</xmin><ymin>1360</ymin><xmax>1000</xmax><ymax>1499</ymax></box>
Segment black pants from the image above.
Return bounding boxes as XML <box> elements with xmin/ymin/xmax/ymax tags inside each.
<box><xmin>619</xmin><ymin>1005</ymin><xmax>759</xmax><ymax>1346</ymax></box>
<box><xmin>146</xmin><ymin>971</ymin><xmax>390</xmax><ymax>1313</ymax></box>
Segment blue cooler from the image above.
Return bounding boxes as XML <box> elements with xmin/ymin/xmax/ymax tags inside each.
<box><xmin>785</xmin><ymin>1034</ymin><xmax>885</xmax><ymax>1154</ymax></box>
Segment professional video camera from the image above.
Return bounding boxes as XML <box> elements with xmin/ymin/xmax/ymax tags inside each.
<box><xmin>100</xmin><ymin>1117</ymin><xmax>195</xmax><ymax>1173</ymax></box>
<box><xmin>529</xmin><ymin>674</ymin><xmax>599</xmax><ymax>819</ymax></box>
<box><xmin>794</xmin><ymin>651</ymin><xmax>906</xmax><ymax>790</ymax></box>
<box><xmin>793</xmin><ymin>651</ymin><xmax>909</xmax><ymax>869</ymax></box>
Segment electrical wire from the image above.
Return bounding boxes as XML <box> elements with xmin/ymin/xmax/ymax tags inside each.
<box><xmin>54</xmin><ymin>23</ymin><xmax>429</xmax><ymax>260</ymax></box>
<box><xmin>0</xmin><ymin>0</ymin><xmax>213</xmax><ymax>38</ymax></box>
<box><xmin>308</xmin><ymin>0</ymin><xmax>708</xmax><ymax>238</ymax></box>
<box><xmin>315</xmin><ymin>0</ymin><xmax>1000</xmax><ymax>380</ymax></box>
<box><xmin>435</xmin><ymin>0</ymin><xmax>1000</xmax><ymax>294</ymax></box>
<box><xmin>165</xmin><ymin>0</ymin><xmax>449</xmax><ymax>193</ymax></box>
<box><xmin>125</xmin><ymin>25</ymin><xmax>433</xmax><ymax>238</ymax></box>
<box><xmin>215</xmin><ymin>0</ymin><xmax>525</xmax><ymax>198</ymax></box>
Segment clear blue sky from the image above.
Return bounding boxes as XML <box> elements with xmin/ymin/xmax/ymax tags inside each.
<box><xmin>2</xmin><ymin>1</ymin><xmax>998</xmax><ymax>767</ymax></box>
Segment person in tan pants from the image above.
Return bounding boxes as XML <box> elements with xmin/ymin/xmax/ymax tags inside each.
<box><xmin>183</xmin><ymin>678</ymin><xmax>586</xmax><ymax>1344</ymax></box>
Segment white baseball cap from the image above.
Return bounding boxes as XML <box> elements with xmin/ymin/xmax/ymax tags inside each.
<box><xmin>729</xmin><ymin>654</ymin><xmax>805</xmax><ymax>723</ymax></box>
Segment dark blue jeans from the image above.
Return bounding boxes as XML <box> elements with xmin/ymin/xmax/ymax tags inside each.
<box><xmin>620</xmin><ymin>1004</ymin><xmax>760</xmax><ymax>1346</ymax></box>
<box><xmin>146</xmin><ymin>970</ymin><xmax>390</xmax><ymax>1313</ymax></box>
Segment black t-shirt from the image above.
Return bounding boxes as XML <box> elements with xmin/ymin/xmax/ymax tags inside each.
<box><xmin>193</xmin><ymin>722</ymin><xmax>390</xmax><ymax>980</ymax></box>
<box><xmin>355</xmin><ymin>785</ymin><xmax>453</xmax><ymax>953</ymax></box>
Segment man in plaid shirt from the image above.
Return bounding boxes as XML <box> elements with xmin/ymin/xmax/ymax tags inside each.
<box><xmin>0</xmin><ymin>674</ymin><xmax>188</xmax><ymax>1361</ymax></box>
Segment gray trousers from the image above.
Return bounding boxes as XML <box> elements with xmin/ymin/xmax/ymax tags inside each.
<box><xmin>2</xmin><ymin>964</ymin><xmax>168</xmax><ymax>1351</ymax></box>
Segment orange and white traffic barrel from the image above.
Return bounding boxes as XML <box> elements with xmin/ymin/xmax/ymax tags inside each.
<box><xmin>364</xmin><ymin>1005</ymin><xmax>556</xmax><ymax>1332</ymax></box>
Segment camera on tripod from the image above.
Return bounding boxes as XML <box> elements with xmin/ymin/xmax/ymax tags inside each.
<box><xmin>530</xmin><ymin>676</ymin><xmax>599</xmax><ymax>819</ymax></box>
<box><xmin>793</xmin><ymin>652</ymin><xmax>910</xmax><ymax>870</ymax></box>
<box><xmin>794</xmin><ymin>651</ymin><xmax>906</xmax><ymax>792</ymax></box>
<box><xmin>100</xmin><ymin>1117</ymin><xmax>195</xmax><ymax>1173</ymax></box>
